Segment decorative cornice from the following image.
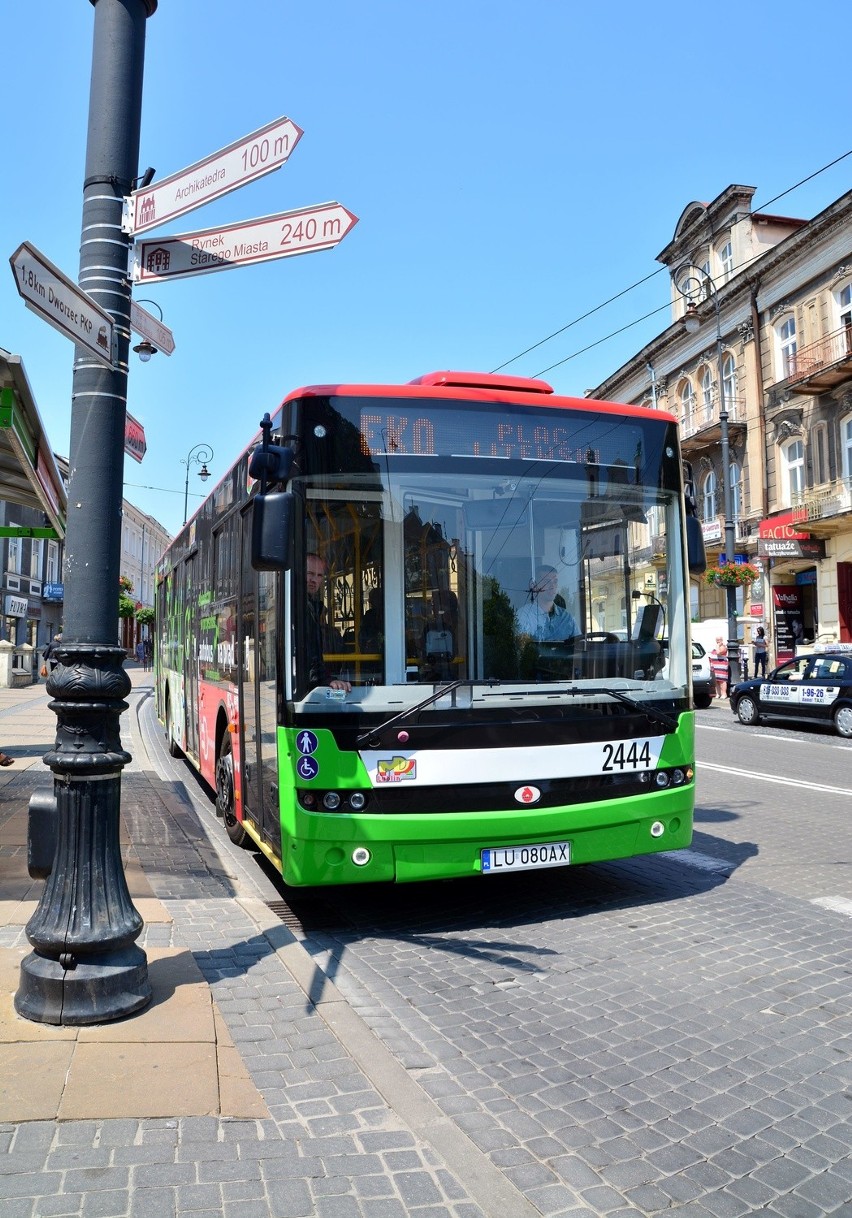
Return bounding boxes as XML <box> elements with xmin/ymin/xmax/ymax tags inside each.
<box><xmin>769</xmin><ymin>299</ymin><xmax>792</xmax><ymax>320</ymax></box>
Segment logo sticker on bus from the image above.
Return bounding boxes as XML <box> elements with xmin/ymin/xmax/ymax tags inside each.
<box><xmin>376</xmin><ymin>756</ymin><xmax>417</xmax><ymax>783</ymax></box>
<box><xmin>514</xmin><ymin>786</ymin><xmax>541</xmax><ymax>804</ymax></box>
<box><xmin>296</xmin><ymin>730</ymin><xmax>319</xmax><ymax>755</ymax></box>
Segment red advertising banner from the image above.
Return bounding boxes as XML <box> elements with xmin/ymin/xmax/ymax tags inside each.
<box><xmin>758</xmin><ymin>512</ymin><xmax>809</xmax><ymax>541</ymax></box>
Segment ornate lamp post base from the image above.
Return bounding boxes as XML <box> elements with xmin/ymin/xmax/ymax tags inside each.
<box><xmin>15</xmin><ymin>645</ymin><xmax>151</xmax><ymax>1025</ymax></box>
<box><xmin>15</xmin><ymin>946</ymin><xmax>150</xmax><ymax>1027</ymax></box>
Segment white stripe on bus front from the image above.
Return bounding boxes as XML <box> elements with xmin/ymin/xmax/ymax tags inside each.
<box><xmin>359</xmin><ymin>736</ymin><xmax>666</xmax><ymax>788</ymax></box>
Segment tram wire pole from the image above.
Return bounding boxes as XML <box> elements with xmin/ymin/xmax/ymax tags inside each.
<box><xmin>16</xmin><ymin>0</ymin><xmax>157</xmax><ymax>1024</ymax></box>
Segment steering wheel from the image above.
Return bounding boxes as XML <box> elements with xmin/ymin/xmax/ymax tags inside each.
<box><xmin>585</xmin><ymin>632</ymin><xmax>620</xmax><ymax>643</ymax></box>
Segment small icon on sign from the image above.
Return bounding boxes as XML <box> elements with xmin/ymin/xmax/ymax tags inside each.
<box><xmin>297</xmin><ymin>756</ymin><xmax>319</xmax><ymax>781</ymax></box>
<box><xmin>296</xmin><ymin>730</ymin><xmax>318</xmax><ymax>755</ymax></box>
<box><xmin>514</xmin><ymin>785</ymin><xmax>541</xmax><ymax>804</ymax></box>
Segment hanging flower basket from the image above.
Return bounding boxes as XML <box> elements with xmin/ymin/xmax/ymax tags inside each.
<box><xmin>703</xmin><ymin>562</ymin><xmax>760</xmax><ymax>589</ymax></box>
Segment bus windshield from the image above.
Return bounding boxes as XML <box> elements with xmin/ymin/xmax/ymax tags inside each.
<box><xmin>292</xmin><ymin>395</ymin><xmax>689</xmax><ymax>715</ymax></box>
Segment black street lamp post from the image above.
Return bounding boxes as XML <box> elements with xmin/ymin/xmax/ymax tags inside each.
<box><xmin>676</xmin><ymin>264</ymin><xmax>741</xmax><ymax>685</ymax></box>
<box><xmin>16</xmin><ymin>0</ymin><xmax>157</xmax><ymax>1025</ymax></box>
<box><xmin>182</xmin><ymin>443</ymin><xmax>213</xmax><ymax>525</ymax></box>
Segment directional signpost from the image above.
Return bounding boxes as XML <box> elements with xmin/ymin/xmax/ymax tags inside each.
<box><xmin>123</xmin><ymin>116</ymin><xmax>304</xmax><ymax>236</ymax></box>
<box><xmin>9</xmin><ymin>242</ymin><xmax>115</xmax><ymax>368</ymax></box>
<box><xmin>130</xmin><ymin>299</ymin><xmax>175</xmax><ymax>355</ymax></box>
<box><xmin>132</xmin><ymin>201</ymin><xmax>358</xmax><ymax>283</ymax></box>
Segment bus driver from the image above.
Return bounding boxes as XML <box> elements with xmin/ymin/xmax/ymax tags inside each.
<box><xmin>516</xmin><ymin>565</ymin><xmax>578</xmax><ymax>642</ymax></box>
<box><xmin>305</xmin><ymin>553</ymin><xmax>352</xmax><ymax>693</ymax></box>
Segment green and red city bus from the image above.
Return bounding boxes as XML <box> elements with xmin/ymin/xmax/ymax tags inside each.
<box><xmin>156</xmin><ymin>371</ymin><xmax>704</xmax><ymax>887</ymax></box>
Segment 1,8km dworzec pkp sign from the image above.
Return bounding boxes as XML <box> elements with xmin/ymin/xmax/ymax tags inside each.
<box><xmin>9</xmin><ymin>242</ymin><xmax>115</xmax><ymax>367</ymax></box>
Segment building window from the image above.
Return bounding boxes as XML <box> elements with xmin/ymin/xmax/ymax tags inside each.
<box><xmin>813</xmin><ymin>425</ymin><xmax>828</xmax><ymax>486</ymax></box>
<box><xmin>679</xmin><ymin>379</ymin><xmax>695</xmax><ymax>427</ymax></box>
<box><xmin>702</xmin><ymin>469</ymin><xmax>717</xmax><ymax>520</ymax></box>
<box><xmin>47</xmin><ymin>542</ymin><xmax>59</xmax><ymax>583</ymax></box>
<box><xmin>836</xmin><ymin>281</ymin><xmax>852</xmax><ymax>349</ymax></box>
<box><xmin>841</xmin><ymin>413</ymin><xmax>852</xmax><ymax>482</ymax></box>
<box><xmin>717</xmin><ymin>240</ymin><xmax>734</xmax><ymax>283</ymax></box>
<box><xmin>776</xmin><ymin>315</ymin><xmax>797</xmax><ymax>379</ymax></box>
<box><xmin>729</xmin><ymin>461</ymin><xmax>741</xmax><ymax>520</ymax></box>
<box><xmin>29</xmin><ymin>539</ymin><xmax>43</xmax><ymax>579</ymax></box>
<box><xmin>8</xmin><ymin>531</ymin><xmax>21</xmax><ymax>574</ymax></box>
<box><xmin>721</xmin><ymin>353</ymin><xmax>736</xmax><ymax>412</ymax></box>
<box><xmin>782</xmin><ymin>438</ymin><xmax>805</xmax><ymax>504</ymax></box>
<box><xmin>699</xmin><ymin>365</ymin><xmax>713</xmax><ymax>419</ymax></box>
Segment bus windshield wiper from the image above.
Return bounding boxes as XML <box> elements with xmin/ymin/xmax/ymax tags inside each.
<box><xmin>357</xmin><ymin>680</ymin><xmax>497</xmax><ymax>747</ymax></box>
<box><xmin>558</xmin><ymin>685</ymin><xmax>678</xmax><ymax>732</ymax></box>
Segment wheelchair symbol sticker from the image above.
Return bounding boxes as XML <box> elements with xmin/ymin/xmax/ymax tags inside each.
<box><xmin>297</xmin><ymin>756</ymin><xmax>319</xmax><ymax>781</ymax></box>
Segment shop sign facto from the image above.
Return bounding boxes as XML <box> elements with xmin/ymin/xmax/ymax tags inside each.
<box><xmin>42</xmin><ymin>583</ymin><xmax>64</xmax><ymax>601</ymax></box>
<box><xmin>4</xmin><ymin>595</ymin><xmax>28</xmax><ymax>617</ymax></box>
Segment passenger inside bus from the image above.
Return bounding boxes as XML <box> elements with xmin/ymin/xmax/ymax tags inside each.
<box><xmin>359</xmin><ymin>589</ymin><xmax>384</xmax><ymax>654</ymax></box>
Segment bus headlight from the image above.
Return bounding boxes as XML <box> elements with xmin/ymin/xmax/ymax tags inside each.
<box><xmin>322</xmin><ymin>792</ymin><xmax>341</xmax><ymax>810</ymax></box>
<box><xmin>655</xmin><ymin>772</ymin><xmax>671</xmax><ymax>788</ymax></box>
<box><xmin>352</xmin><ymin>847</ymin><xmax>371</xmax><ymax>867</ymax></box>
<box><xmin>650</xmin><ymin>821</ymin><xmax>665</xmax><ymax>837</ymax></box>
<box><xmin>348</xmin><ymin>792</ymin><xmax>366</xmax><ymax>810</ymax></box>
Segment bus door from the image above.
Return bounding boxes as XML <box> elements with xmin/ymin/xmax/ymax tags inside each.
<box><xmin>184</xmin><ymin>549</ymin><xmax>201</xmax><ymax>758</ymax></box>
<box><xmin>239</xmin><ymin>516</ymin><xmax>282</xmax><ymax>850</ymax></box>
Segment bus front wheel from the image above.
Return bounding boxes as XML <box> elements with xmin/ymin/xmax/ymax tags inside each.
<box><xmin>216</xmin><ymin>731</ymin><xmax>248</xmax><ymax>847</ymax></box>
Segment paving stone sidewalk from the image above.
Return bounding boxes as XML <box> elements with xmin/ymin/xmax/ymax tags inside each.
<box><xmin>0</xmin><ymin>674</ymin><xmax>508</xmax><ymax>1218</ymax></box>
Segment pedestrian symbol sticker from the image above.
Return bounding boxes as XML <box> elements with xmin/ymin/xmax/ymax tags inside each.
<box><xmin>297</xmin><ymin>756</ymin><xmax>319</xmax><ymax>781</ymax></box>
<box><xmin>297</xmin><ymin>730</ymin><xmax>318</xmax><ymax>755</ymax></box>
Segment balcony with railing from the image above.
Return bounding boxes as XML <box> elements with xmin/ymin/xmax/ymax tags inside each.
<box><xmin>680</xmin><ymin>394</ymin><xmax>747</xmax><ymax>448</ymax></box>
<box><xmin>791</xmin><ymin>475</ymin><xmax>852</xmax><ymax>526</ymax></box>
<box><xmin>785</xmin><ymin>325</ymin><xmax>852</xmax><ymax>396</ymax></box>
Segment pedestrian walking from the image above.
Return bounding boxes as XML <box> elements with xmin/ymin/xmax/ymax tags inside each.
<box><xmin>41</xmin><ymin>632</ymin><xmax>62</xmax><ymax>677</ymax></box>
<box><xmin>752</xmin><ymin>626</ymin><xmax>769</xmax><ymax>678</ymax></box>
<box><xmin>710</xmin><ymin>636</ymin><xmax>729</xmax><ymax>698</ymax></box>
<box><xmin>135</xmin><ymin>640</ymin><xmax>145</xmax><ymax>667</ymax></box>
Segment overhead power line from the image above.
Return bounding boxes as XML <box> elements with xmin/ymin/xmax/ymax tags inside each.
<box><xmin>493</xmin><ymin>150</ymin><xmax>852</xmax><ymax>377</ymax></box>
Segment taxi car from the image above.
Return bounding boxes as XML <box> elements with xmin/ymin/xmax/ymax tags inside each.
<box><xmin>730</xmin><ymin>649</ymin><xmax>852</xmax><ymax>737</ymax></box>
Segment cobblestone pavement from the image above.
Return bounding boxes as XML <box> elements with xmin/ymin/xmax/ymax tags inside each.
<box><xmin>2</xmin><ymin>678</ymin><xmax>851</xmax><ymax>1217</ymax></box>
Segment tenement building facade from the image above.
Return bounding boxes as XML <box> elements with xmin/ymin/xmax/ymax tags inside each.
<box><xmin>593</xmin><ymin>184</ymin><xmax>852</xmax><ymax>660</ymax></box>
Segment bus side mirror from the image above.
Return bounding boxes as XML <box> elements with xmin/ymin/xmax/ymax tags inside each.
<box><xmin>686</xmin><ymin>515</ymin><xmax>706</xmax><ymax>574</ymax></box>
<box><xmin>251</xmin><ymin>491</ymin><xmax>293</xmax><ymax>571</ymax></box>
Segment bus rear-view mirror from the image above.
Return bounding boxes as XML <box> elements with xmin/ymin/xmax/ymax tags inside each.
<box><xmin>251</xmin><ymin>491</ymin><xmax>293</xmax><ymax>571</ymax></box>
<box><xmin>686</xmin><ymin>515</ymin><xmax>706</xmax><ymax>574</ymax></box>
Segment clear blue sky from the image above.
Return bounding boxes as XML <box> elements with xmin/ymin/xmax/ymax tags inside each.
<box><xmin>3</xmin><ymin>0</ymin><xmax>850</xmax><ymax>540</ymax></box>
